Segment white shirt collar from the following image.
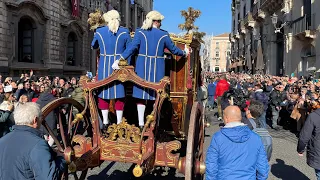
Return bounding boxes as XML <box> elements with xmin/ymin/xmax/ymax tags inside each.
<box><xmin>224</xmin><ymin>122</ymin><xmax>245</xmax><ymax>128</ymax></box>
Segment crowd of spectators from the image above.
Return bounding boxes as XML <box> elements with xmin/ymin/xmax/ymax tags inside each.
<box><xmin>203</xmin><ymin>71</ymin><xmax>320</xmax><ymax>180</ymax></box>
<box><xmin>0</xmin><ymin>70</ymin><xmax>88</xmax><ymax>138</ymax></box>
<box><xmin>204</xmin><ymin>72</ymin><xmax>320</xmax><ymax>134</ymax></box>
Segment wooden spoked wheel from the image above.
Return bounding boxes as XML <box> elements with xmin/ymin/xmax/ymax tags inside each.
<box><xmin>185</xmin><ymin>102</ymin><xmax>205</xmax><ymax>180</ymax></box>
<box><xmin>41</xmin><ymin>98</ymin><xmax>90</xmax><ymax>180</ymax></box>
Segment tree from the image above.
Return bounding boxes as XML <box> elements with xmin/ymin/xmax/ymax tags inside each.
<box><xmin>193</xmin><ymin>31</ymin><xmax>206</xmax><ymax>44</ymax></box>
<box><xmin>178</xmin><ymin>7</ymin><xmax>201</xmax><ymax>34</ymax></box>
<box><xmin>178</xmin><ymin>7</ymin><xmax>206</xmax><ymax>43</ymax></box>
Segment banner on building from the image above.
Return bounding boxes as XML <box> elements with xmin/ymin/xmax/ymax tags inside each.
<box><xmin>72</xmin><ymin>0</ymin><xmax>80</xmax><ymax>18</ymax></box>
<box><xmin>130</xmin><ymin>0</ymin><xmax>135</xmax><ymax>4</ymax></box>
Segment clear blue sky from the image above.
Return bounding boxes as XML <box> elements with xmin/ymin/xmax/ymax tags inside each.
<box><xmin>153</xmin><ymin>0</ymin><xmax>232</xmax><ymax>36</ymax></box>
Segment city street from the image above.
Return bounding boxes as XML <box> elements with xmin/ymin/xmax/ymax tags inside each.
<box><xmin>71</xmin><ymin>109</ymin><xmax>316</xmax><ymax>180</ymax></box>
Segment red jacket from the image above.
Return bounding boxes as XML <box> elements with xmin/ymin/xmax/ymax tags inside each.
<box><xmin>214</xmin><ymin>79</ymin><xmax>230</xmax><ymax>98</ymax></box>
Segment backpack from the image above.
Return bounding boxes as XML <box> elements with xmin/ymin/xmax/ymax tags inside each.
<box><xmin>253</xmin><ymin>128</ymin><xmax>273</xmax><ymax>162</ymax></box>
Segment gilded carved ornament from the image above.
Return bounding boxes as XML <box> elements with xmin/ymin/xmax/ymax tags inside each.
<box><xmin>103</xmin><ymin>118</ymin><xmax>141</xmax><ymax>143</ymax></box>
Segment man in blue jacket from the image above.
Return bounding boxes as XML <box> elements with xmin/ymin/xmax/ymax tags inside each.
<box><xmin>206</xmin><ymin>106</ymin><xmax>269</xmax><ymax>180</ymax></box>
<box><xmin>207</xmin><ymin>79</ymin><xmax>215</xmax><ymax>110</ymax></box>
<box><xmin>0</xmin><ymin>102</ymin><xmax>65</xmax><ymax>180</ymax></box>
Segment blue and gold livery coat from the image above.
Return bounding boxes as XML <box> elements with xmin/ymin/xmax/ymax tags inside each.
<box><xmin>121</xmin><ymin>28</ymin><xmax>185</xmax><ymax>100</ymax></box>
<box><xmin>91</xmin><ymin>26</ymin><xmax>131</xmax><ymax>99</ymax></box>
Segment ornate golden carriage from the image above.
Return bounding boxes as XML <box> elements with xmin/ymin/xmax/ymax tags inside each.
<box><xmin>41</xmin><ymin>33</ymin><xmax>207</xmax><ymax>180</ymax></box>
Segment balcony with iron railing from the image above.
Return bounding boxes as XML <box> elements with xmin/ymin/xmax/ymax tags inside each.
<box><xmin>260</xmin><ymin>0</ymin><xmax>283</xmax><ymax>14</ymax></box>
<box><xmin>229</xmin><ymin>33</ymin><xmax>235</xmax><ymax>42</ymax></box>
<box><xmin>292</xmin><ymin>14</ymin><xmax>316</xmax><ymax>40</ymax></box>
<box><xmin>239</xmin><ymin>20</ymin><xmax>246</xmax><ymax>35</ymax></box>
<box><xmin>244</xmin><ymin>12</ymin><xmax>255</xmax><ymax>29</ymax></box>
<box><xmin>252</xmin><ymin>1</ymin><xmax>266</xmax><ymax>20</ymax></box>
<box><xmin>231</xmin><ymin>1</ymin><xmax>235</xmax><ymax>12</ymax></box>
<box><xmin>233</xmin><ymin>27</ymin><xmax>240</xmax><ymax>39</ymax></box>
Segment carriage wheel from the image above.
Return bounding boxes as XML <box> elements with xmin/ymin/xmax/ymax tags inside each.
<box><xmin>185</xmin><ymin>102</ymin><xmax>205</xmax><ymax>180</ymax></box>
<box><xmin>41</xmin><ymin>98</ymin><xmax>90</xmax><ymax>180</ymax></box>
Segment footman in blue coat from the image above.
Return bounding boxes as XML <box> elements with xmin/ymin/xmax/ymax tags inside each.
<box><xmin>91</xmin><ymin>10</ymin><xmax>131</xmax><ymax>127</ymax></box>
<box><xmin>116</xmin><ymin>11</ymin><xmax>190</xmax><ymax>128</ymax></box>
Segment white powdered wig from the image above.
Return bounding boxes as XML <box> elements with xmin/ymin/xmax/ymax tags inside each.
<box><xmin>14</xmin><ymin>102</ymin><xmax>41</xmax><ymax>126</ymax></box>
<box><xmin>103</xmin><ymin>10</ymin><xmax>121</xmax><ymax>34</ymax></box>
<box><xmin>141</xmin><ymin>11</ymin><xmax>165</xmax><ymax>30</ymax></box>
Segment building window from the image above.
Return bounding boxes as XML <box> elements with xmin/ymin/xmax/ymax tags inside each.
<box><xmin>96</xmin><ymin>1</ymin><xmax>101</xmax><ymax>9</ymax></box>
<box><xmin>215</xmin><ymin>66</ymin><xmax>220</xmax><ymax>72</ymax></box>
<box><xmin>18</xmin><ymin>17</ymin><xmax>34</xmax><ymax>63</ymax></box>
<box><xmin>215</xmin><ymin>58</ymin><xmax>220</xmax><ymax>64</ymax></box>
<box><xmin>227</xmin><ymin>51</ymin><xmax>231</xmax><ymax>56</ymax></box>
<box><xmin>67</xmin><ymin>32</ymin><xmax>77</xmax><ymax>66</ymax></box>
<box><xmin>216</xmin><ymin>42</ymin><xmax>219</xmax><ymax>48</ymax></box>
<box><xmin>215</xmin><ymin>51</ymin><xmax>219</xmax><ymax>57</ymax></box>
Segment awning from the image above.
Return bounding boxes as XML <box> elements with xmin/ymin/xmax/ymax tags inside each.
<box><xmin>256</xmin><ymin>40</ymin><xmax>264</xmax><ymax>71</ymax></box>
<box><xmin>246</xmin><ymin>45</ymin><xmax>252</xmax><ymax>70</ymax></box>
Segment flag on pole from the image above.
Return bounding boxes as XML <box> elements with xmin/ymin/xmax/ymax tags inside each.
<box><xmin>71</xmin><ymin>0</ymin><xmax>79</xmax><ymax>17</ymax></box>
<box><xmin>130</xmin><ymin>0</ymin><xmax>134</xmax><ymax>4</ymax></box>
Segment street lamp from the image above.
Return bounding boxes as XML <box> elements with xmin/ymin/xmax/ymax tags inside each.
<box><xmin>271</xmin><ymin>13</ymin><xmax>291</xmax><ymax>34</ymax></box>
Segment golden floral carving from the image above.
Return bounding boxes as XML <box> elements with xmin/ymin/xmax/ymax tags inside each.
<box><xmin>118</xmin><ymin>74</ymin><xmax>128</xmax><ymax>83</ymax></box>
<box><xmin>100</xmin><ymin>143</ymin><xmax>142</xmax><ymax>162</ymax></box>
<box><xmin>72</xmin><ymin>135</ymin><xmax>87</xmax><ymax>156</ymax></box>
<box><xmin>104</xmin><ymin>118</ymin><xmax>141</xmax><ymax>143</ymax></box>
<box><xmin>155</xmin><ymin>140</ymin><xmax>182</xmax><ymax>167</ymax></box>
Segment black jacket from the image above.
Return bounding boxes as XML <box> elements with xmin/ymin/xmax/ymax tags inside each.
<box><xmin>0</xmin><ymin>125</ymin><xmax>65</xmax><ymax>179</ymax></box>
<box><xmin>0</xmin><ymin>110</ymin><xmax>12</xmax><ymax>138</ymax></box>
<box><xmin>36</xmin><ymin>92</ymin><xmax>57</xmax><ymax>133</ymax></box>
<box><xmin>270</xmin><ymin>90</ymin><xmax>286</xmax><ymax>107</ymax></box>
<box><xmin>297</xmin><ymin>109</ymin><xmax>320</xmax><ymax>169</ymax></box>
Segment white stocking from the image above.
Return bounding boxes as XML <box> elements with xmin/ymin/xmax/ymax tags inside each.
<box><xmin>101</xmin><ymin>109</ymin><xmax>109</xmax><ymax>125</ymax></box>
<box><xmin>116</xmin><ymin>110</ymin><xmax>123</xmax><ymax>124</ymax></box>
<box><xmin>137</xmin><ymin>104</ymin><xmax>146</xmax><ymax>127</ymax></box>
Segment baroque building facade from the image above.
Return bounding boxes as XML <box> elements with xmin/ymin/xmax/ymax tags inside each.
<box><xmin>230</xmin><ymin>0</ymin><xmax>319</xmax><ymax>77</ymax></box>
<box><xmin>210</xmin><ymin>33</ymin><xmax>231</xmax><ymax>72</ymax></box>
<box><xmin>0</xmin><ymin>0</ymin><xmax>153</xmax><ymax>77</ymax></box>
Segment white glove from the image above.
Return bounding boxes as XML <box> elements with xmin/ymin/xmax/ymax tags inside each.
<box><xmin>112</xmin><ymin>60</ymin><xmax>120</xmax><ymax>70</ymax></box>
<box><xmin>184</xmin><ymin>44</ymin><xmax>190</xmax><ymax>57</ymax></box>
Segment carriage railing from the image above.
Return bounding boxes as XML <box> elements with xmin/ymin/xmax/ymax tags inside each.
<box><xmin>78</xmin><ymin>63</ymin><xmax>171</xmax><ymax>155</ymax></box>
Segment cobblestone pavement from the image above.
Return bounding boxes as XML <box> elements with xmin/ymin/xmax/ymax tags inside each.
<box><xmin>70</xmin><ymin>109</ymin><xmax>316</xmax><ymax>180</ymax></box>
